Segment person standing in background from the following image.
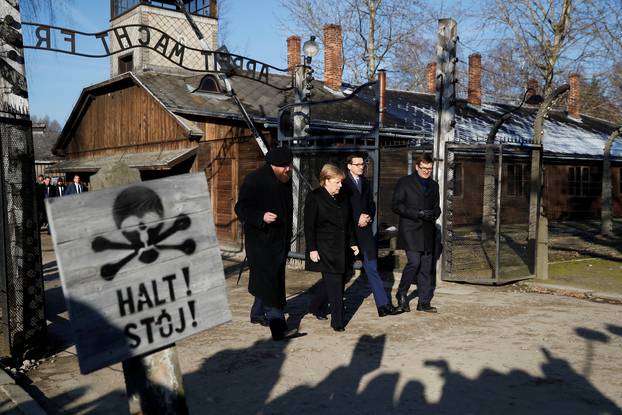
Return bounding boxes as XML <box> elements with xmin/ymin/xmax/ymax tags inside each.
<box><xmin>55</xmin><ymin>177</ymin><xmax>66</xmax><ymax>197</ymax></box>
<box><xmin>65</xmin><ymin>174</ymin><xmax>86</xmax><ymax>195</ymax></box>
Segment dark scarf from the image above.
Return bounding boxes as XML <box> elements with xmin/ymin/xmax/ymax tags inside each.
<box><xmin>416</xmin><ymin>174</ymin><xmax>431</xmax><ymax>190</ymax></box>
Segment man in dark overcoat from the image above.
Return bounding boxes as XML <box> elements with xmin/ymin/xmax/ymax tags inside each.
<box><xmin>392</xmin><ymin>153</ymin><xmax>441</xmax><ymax>313</ymax></box>
<box><xmin>235</xmin><ymin>147</ymin><xmax>298</xmax><ymax>340</ymax></box>
<box><xmin>343</xmin><ymin>154</ymin><xmax>400</xmax><ymax>317</ymax></box>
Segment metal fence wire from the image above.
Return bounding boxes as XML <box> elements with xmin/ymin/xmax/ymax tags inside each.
<box><xmin>0</xmin><ymin>120</ymin><xmax>46</xmax><ymax>359</ymax></box>
<box><xmin>442</xmin><ymin>143</ymin><xmax>537</xmax><ymax>284</ymax></box>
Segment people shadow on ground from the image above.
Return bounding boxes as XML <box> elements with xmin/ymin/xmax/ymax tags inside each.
<box><xmin>184</xmin><ymin>337</ymin><xmax>289</xmax><ymax>414</ymax></box>
<box><xmin>424</xmin><ymin>347</ymin><xmax>621</xmax><ymax>415</ymax></box>
<box><xmin>261</xmin><ymin>334</ymin><xmax>413</xmax><ymax>414</ymax></box>
<box><xmin>606</xmin><ymin>323</ymin><xmax>622</xmax><ymax>337</ymax></box>
<box><xmin>575</xmin><ymin>327</ymin><xmax>611</xmax><ymax>377</ymax></box>
<box><xmin>26</xmin><ymin>312</ymin><xmax>622</xmax><ymax>415</ymax></box>
<box><xmin>183</xmin><ymin>334</ymin><xmax>621</xmax><ymax>414</ymax></box>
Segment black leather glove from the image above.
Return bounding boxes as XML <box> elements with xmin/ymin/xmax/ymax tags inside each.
<box><xmin>418</xmin><ymin>209</ymin><xmax>435</xmax><ymax>222</ymax></box>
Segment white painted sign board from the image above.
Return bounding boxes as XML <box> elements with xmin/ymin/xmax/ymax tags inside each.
<box><xmin>46</xmin><ymin>173</ymin><xmax>231</xmax><ymax>374</ymax></box>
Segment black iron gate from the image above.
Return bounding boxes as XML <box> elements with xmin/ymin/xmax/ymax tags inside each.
<box><xmin>442</xmin><ymin>143</ymin><xmax>540</xmax><ymax>284</ymax></box>
<box><xmin>0</xmin><ymin>118</ymin><xmax>46</xmax><ymax>358</ymax></box>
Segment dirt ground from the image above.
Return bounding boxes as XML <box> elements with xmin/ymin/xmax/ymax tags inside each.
<box><xmin>14</xmin><ymin>234</ymin><xmax>622</xmax><ymax>414</ymax></box>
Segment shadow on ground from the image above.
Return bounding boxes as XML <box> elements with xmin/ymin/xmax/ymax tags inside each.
<box><xmin>25</xmin><ymin>321</ymin><xmax>622</xmax><ymax>415</ymax></box>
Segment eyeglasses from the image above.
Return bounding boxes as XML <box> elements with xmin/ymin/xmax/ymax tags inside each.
<box><xmin>417</xmin><ymin>166</ymin><xmax>433</xmax><ymax>172</ymax></box>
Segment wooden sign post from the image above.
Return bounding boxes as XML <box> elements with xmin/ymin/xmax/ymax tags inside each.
<box><xmin>46</xmin><ymin>169</ymin><xmax>231</xmax><ymax>413</ymax></box>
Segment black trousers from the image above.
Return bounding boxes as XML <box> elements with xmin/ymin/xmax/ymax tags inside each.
<box><xmin>397</xmin><ymin>251</ymin><xmax>435</xmax><ymax>305</ymax></box>
<box><xmin>309</xmin><ymin>272</ymin><xmax>344</xmax><ymax>328</ymax></box>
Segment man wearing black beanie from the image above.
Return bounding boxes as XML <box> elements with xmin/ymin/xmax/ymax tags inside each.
<box><xmin>235</xmin><ymin>146</ymin><xmax>300</xmax><ymax>340</ymax></box>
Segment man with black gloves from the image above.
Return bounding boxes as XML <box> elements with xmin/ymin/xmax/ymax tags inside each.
<box><xmin>235</xmin><ymin>147</ymin><xmax>301</xmax><ymax>341</ymax></box>
<box><xmin>392</xmin><ymin>153</ymin><xmax>441</xmax><ymax>313</ymax></box>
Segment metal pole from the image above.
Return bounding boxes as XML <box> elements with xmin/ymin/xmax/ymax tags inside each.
<box><xmin>432</xmin><ymin>18</ymin><xmax>457</xmax><ymax>283</ymax></box>
<box><xmin>371</xmin><ymin>70</ymin><xmax>385</xmax><ymax>234</ymax></box>
<box><xmin>494</xmin><ymin>145</ymin><xmax>503</xmax><ymax>281</ymax></box>
<box><xmin>291</xmin><ymin>63</ymin><xmax>310</xmax><ymax>252</ymax></box>
<box><xmin>0</xmin><ymin>0</ymin><xmax>47</xmax><ymax>360</ymax></box>
<box><xmin>0</xmin><ymin>125</ymin><xmax>10</xmax><ymax>355</ymax></box>
<box><xmin>528</xmin><ymin>84</ymin><xmax>569</xmax><ymax>278</ymax></box>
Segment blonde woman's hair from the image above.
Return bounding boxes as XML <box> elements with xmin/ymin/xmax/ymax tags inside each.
<box><xmin>319</xmin><ymin>163</ymin><xmax>345</xmax><ymax>186</ymax></box>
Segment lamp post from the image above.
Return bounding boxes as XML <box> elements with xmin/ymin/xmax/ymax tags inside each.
<box><xmin>294</xmin><ymin>36</ymin><xmax>318</xmax><ymax>138</ymax></box>
<box><xmin>290</xmin><ymin>36</ymin><xmax>318</xmax><ymax>253</ymax></box>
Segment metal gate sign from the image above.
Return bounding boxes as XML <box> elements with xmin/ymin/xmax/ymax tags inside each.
<box><xmin>46</xmin><ymin>173</ymin><xmax>231</xmax><ymax>374</ymax></box>
<box><xmin>22</xmin><ymin>22</ymin><xmax>292</xmax><ymax>89</ymax></box>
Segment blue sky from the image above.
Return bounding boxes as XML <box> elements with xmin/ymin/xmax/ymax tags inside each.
<box><xmin>23</xmin><ymin>1</ymin><xmax>487</xmax><ymax>124</ymax></box>
<box><xmin>24</xmin><ymin>0</ymin><xmax>289</xmax><ymax>123</ymax></box>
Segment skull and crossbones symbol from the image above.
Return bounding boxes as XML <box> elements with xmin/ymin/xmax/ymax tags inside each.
<box><xmin>91</xmin><ymin>186</ymin><xmax>196</xmax><ymax>280</ymax></box>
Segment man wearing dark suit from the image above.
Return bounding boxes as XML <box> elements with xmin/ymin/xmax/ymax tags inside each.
<box><xmin>55</xmin><ymin>177</ymin><xmax>66</xmax><ymax>197</ymax></box>
<box><xmin>392</xmin><ymin>153</ymin><xmax>441</xmax><ymax>313</ymax></box>
<box><xmin>40</xmin><ymin>176</ymin><xmax>56</xmax><ymax>233</ymax></box>
<box><xmin>235</xmin><ymin>147</ymin><xmax>299</xmax><ymax>341</ymax></box>
<box><xmin>64</xmin><ymin>174</ymin><xmax>86</xmax><ymax>195</ymax></box>
<box><xmin>343</xmin><ymin>154</ymin><xmax>400</xmax><ymax>317</ymax></box>
<box><xmin>42</xmin><ymin>176</ymin><xmax>58</xmax><ymax>199</ymax></box>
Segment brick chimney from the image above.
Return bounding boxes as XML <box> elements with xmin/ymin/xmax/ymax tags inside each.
<box><xmin>378</xmin><ymin>69</ymin><xmax>386</xmax><ymax>125</ymax></box>
<box><xmin>287</xmin><ymin>35</ymin><xmax>301</xmax><ymax>73</ymax></box>
<box><xmin>468</xmin><ymin>53</ymin><xmax>481</xmax><ymax>106</ymax></box>
<box><xmin>568</xmin><ymin>73</ymin><xmax>581</xmax><ymax>119</ymax></box>
<box><xmin>210</xmin><ymin>0</ymin><xmax>218</xmax><ymax>18</ymax></box>
<box><xmin>426</xmin><ymin>62</ymin><xmax>437</xmax><ymax>94</ymax></box>
<box><xmin>324</xmin><ymin>24</ymin><xmax>343</xmax><ymax>91</ymax></box>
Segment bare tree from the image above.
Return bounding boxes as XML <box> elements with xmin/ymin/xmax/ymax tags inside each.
<box><xmin>476</xmin><ymin>0</ymin><xmax>578</xmax><ymax>278</ymax></box>
<box><xmin>478</xmin><ymin>41</ymin><xmax>540</xmax><ymax>103</ymax></box>
<box><xmin>586</xmin><ymin>0</ymin><xmax>622</xmax><ymax>56</ymax></box>
<box><xmin>580</xmin><ymin>75</ymin><xmax>622</xmax><ymax>121</ymax></box>
<box><xmin>390</xmin><ymin>35</ymin><xmax>435</xmax><ymax>91</ymax></box>
<box><xmin>278</xmin><ymin>0</ymin><xmax>432</xmax><ymax>84</ymax></box>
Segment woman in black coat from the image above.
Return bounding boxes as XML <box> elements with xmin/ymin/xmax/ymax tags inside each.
<box><xmin>305</xmin><ymin>164</ymin><xmax>358</xmax><ymax>331</ymax></box>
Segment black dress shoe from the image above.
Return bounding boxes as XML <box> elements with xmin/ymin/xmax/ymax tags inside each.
<box><xmin>377</xmin><ymin>304</ymin><xmax>402</xmax><ymax>317</ymax></box>
<box><xmin>269</xmin><ymin>319</ymin><xmax>307</xmax><ymax>340</ymax></box>
<box><xmin>313</xmin><ymin>314</ymin><xmax>328</xmax><ymax>320</ymax></box>
<box><xmin>250</xmin><ymin>316</ymin><xmax>269</xmax><ymax>326</ymax></box>
<box><xmin>332</xmin><ymin>326</ymin><xmax>345</xmax><ymax>332</ymax></box>
<box><xmin>416</xmin><ymin>303</ymin><xmax>438</xmax><ymax>313</ymax></box>
<box><xmin>396</xmin><ymin>293</ymin><xmax>410</xmax><ymax>313</ymax></box>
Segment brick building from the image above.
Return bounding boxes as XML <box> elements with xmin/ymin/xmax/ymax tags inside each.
<box><xmin>50</xmin><ymin>0</ymin><xmax>622</xmax><ymax>250</ymax></box>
